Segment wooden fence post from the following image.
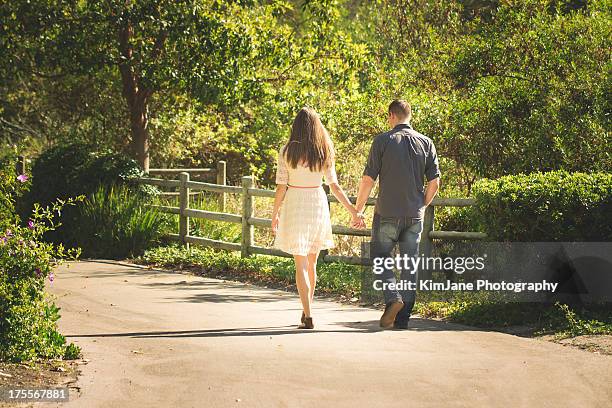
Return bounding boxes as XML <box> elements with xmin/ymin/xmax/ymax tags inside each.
<box><xmin>419</xmin><ymin>205</ymin><xmax>435</xmax><ymax>281</ymax></box>
<box><xmin>15</xmin><ymin>155</ymin><xmax>26</xmax><ymax>176</ymax></box>
<box><xmin>179</xmin><ymin>172</ymin><xmax>190</xmax><ymax>249</ymax></box>
<box><xmin>241</xmin><ymin>176</ymin><xmax>254</xmax><ymax>257</ymax></box>
<box><xmin>216</xmin><ymin>161</ymin><xmax>227</xmax><ymax>212</ymax></box>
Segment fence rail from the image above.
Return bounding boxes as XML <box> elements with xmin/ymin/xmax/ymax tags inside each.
<box><xmin>139</xmin><ymin>171</ymin><xmax>487</xmax><ymax>266</ymax></box>
<box><xmin>146</xmin><ymin>161</ymin><xmax>227</xmax><ymax>211</ymax></box>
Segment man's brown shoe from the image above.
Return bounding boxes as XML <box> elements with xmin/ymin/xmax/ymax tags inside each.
<box><xmin>380</xmin><ymin>300</ymin><xmax>404</xmax><ymax>329</ymax></box>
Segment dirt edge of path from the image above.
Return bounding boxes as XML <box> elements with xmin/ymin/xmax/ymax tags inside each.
<box><xmin>0</xmin><ymin>359</ymin><xmax>86</xmax><ymax>407</ymax></box>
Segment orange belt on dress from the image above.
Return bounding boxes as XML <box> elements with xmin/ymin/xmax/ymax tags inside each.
<box><xmin>287</xmin><ymin>184</ymin><xmax>321</xmax><ymax>189</ymax></box>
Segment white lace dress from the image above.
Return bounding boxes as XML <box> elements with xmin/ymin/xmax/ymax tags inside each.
<box><xmin>273</xmin><ymin>148</ymin><xmax>336</xmax><ymax>256</ymax></box>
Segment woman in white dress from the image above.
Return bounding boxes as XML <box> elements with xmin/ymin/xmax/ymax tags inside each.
<box><xmin>271</xmin><ymin>107</ymin><xmax>362</xmax><ymax>329</ymax></box>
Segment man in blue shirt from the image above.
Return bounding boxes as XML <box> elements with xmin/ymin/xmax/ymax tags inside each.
<box><xmin>354</xmin><ymin>100</ymin><xmax>441</xmax><ymax>329</ymax></box>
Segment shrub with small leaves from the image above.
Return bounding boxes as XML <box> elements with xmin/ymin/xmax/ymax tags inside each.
<box><xmin>0</xmin><ymin>191</ymin><xmax>82</xmax><ymax>362</ymax></box>
<box><xmin>0</xmin><ymin>156</ymin><xmax>30</xmax><ymax>230</ymax></box>
<box><xmin>472</xmin><ymin>171</ymin><xmax>612</xmax><ymax>241</ymax></box>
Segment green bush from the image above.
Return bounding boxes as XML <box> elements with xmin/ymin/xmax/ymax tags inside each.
<box><xmin>0</xmin><ymin>155</ymin><xmax>30</xmax><ymax>230</ymax></box>
<box><xmin>472</xmin><ymin>171</ymin><xmax>612</xmax><ymax>241</ymax></box>
<box><xmin>23</xmin><ymin>143</ymin><xmax>144</xmax><ymax>208</ymax></box>
<box><xmin>435</xmin><ymin>205</ymin><xmax>476</xmax><ymax>235</ymax></box>
<box><xmin>21</xmin><ymin>142</ymin><xmax>155</xmax><ymax>247</ymax></box>
<box><xmin>552</xmin><ymin>302</ymin><xmax>612</xmax><ymax>338</ymax></box>
<box><xmin>71</xmin><ymin>184</ymin><xmax>169</xmax><ymax>259</ymax></box>
<box><xmin>0</xmin><ymin>197</ymin><xmax>81</xmax><ymax>362</ymax></box>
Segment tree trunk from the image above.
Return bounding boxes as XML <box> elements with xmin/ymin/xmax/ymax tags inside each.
<box><xmin>129</xmin><ymin>92</ymin><xmax>150</xmax><ymax>172</ymax></box>
<box><xmin>118</xmin><ymin>21</ymin><xmax>152</xmax><ymax>173</ymax></box>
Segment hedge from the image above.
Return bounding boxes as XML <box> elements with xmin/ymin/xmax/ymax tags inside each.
<box><xmin>471</xmin><ymin>171</ymin><xmax>611</xmax><ymax>241</ymax></box>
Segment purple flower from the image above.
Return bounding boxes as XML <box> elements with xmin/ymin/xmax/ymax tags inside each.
<box><xmin>5</xmin><ymin>229</ymin><xmax>12</xmax><ymax>237</ymax></box>
<box><xmin>35</xmin><ymin>268</ymin><xmax>42</xmax><ymax>278</ymax></box>
<box><xmin>48</xmin><ymin>272</ymin><xmax>55</xmax><ymax>283</ymax></box>
<box><xmin>28</xmin><ymin>220</ymin><xmax>35</xmax><ymax>229</ymax></box>
<box><xmin>16</xmin><ymin>174</ymin><xmax>28</xmax><ymax>183</ymax></box>
<box><xmin>0</xmin><ymin>237</ymin><xmax>6</xmax><ymax>245</ymax></box>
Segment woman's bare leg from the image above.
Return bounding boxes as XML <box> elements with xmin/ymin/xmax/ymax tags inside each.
<box><xmin>307</xmin><ymin>252</ymin><xmax>319</xmax><ymax>304</ymax></box>
<box><xmin>293</xmin><ymin>255</ymin><xmax>312</xmax><ymax>317</ymax></box>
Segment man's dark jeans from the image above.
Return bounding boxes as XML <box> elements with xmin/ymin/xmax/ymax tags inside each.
<box><xmin>371</xmin><ymin>213</ymin><xmax>423</xmax><ymax>324</ymax></box>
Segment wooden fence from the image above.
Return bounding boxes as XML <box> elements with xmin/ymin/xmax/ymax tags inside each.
<box><xmin>139</xmin><ymin>172</ymin><xmax>487</xmax><ymax>267</ymax></box>
<box><xmin>146</xmin><ymin>161</ymin><xmax>227</xmax><ymax>211</ymax></box>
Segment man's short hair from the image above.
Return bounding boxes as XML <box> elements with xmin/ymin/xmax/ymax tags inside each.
<box><xmin>388</xmin><ymin>100</ymin><xmax>412</xmax><ymax>121</ymax></box>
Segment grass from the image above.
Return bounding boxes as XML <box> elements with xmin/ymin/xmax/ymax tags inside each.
<box><xmin>135</xmin><ymin>244</ymin><xmax>362</xmax><ymax>299</ymax></box>
<box><xmin>136</xmin><ymin>245</ymin><xmax>612</xmax><ymax>339</ymax></box>
<box><xmin>415</xmin><ymin>291</ymin><xmax>612</xmax><ymax>337</ymax></box>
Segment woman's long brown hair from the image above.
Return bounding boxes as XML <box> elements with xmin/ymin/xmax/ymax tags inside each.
<box><xmin>283</xmin><ymin>107</ymin><xmax>334</xmax><ymax>171</ymax></box>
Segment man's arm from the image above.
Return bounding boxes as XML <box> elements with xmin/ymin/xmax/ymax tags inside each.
<box><xmin>424</xmin><ymin>177</ymin><xmax>440</xmax><ymax>207</ymax></box>
<box><xmin>357</xmin><ymin>135</ymin><xmax>382</xmax><ymax>215</ymax></box>
<box><xmin>351</xmin><ymin>175</ymin><xmax>375</xmax><ymax>228</ymax></box>
<box><xmin>355</xmin><ymin>175</ymin><xmax>375</xmax><ymax>214</ymax></box>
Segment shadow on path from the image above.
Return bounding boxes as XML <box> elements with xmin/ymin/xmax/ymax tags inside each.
<box><xmin>160</xmin><ymin>292</ymin><xmax>292</xmax><ymax>303</ymax></box>
<box><xmin>66</xmin><ymin>325</ymin><xmax>380</xmax><ymax>339</ymax></box>
<box><xmin>336</xmin><ymin>318</ymin><xmax>480</xmax><ymax>332</ymax></box>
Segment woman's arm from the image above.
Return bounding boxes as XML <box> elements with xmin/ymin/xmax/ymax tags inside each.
<box><xmin>271</xmin><ymin>184</ymin><xmax>288</xmax><ymax>235</ymax></box>
<box><xmin>329</xmin><ymin>183</ymin><xmax>363</xmax><ymax>227</ymax></box>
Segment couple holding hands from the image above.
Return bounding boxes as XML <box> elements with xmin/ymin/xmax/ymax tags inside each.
<box><xmin>271</xmin><ymin>100</ymin><xmax>441</xmax><ymax>330</ymax></box>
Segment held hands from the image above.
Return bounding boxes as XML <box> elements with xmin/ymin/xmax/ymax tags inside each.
<box><xmin>350</xmin><ymin>208</ymin><xmax>366</xmax><ymax>229</ymax></box>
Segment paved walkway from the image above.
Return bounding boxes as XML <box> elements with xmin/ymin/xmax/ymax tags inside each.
<box><xmin>48</xmin><ymin>261</ymin><xmax>612</xmax><ymax>407</ymax></box>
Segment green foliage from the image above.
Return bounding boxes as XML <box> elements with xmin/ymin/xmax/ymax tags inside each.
<box><xmin>416</xmin><ymin>294</ymin><xmax>612</xmax><ymax>337</ymax></box>
<box><xmin>1</xmin><ymin>1</ymin><xmax>285</xmax><ymax>104</ymax></box>
<box><xmin>70</xmin><ymin>184</ymin><xmax>169</xmax><ymax>259</ymax></box>
<box><xmin>0</xmin><ymin>196</ymin><xmax>81</xmax><ymax>362</ymax></box>
<box><xmin>188</xmin><ymin>195</ymin><xmax>242</xmax><ymax>244</ymax></box>
<box><xmin>21</xmin><ymin>142</ymin><xmax>151</xmax><ymax>245</ymax></box>
<box><xmin>0</xmin><ymin>68</ymin><xmax>128</xmax><ymax>157</ymax></box>
<box><xmin>435</xmin><ymin>206</ymin><xmax>476</xmax><ymax>235</ymax></box>
<box><xmin>137</xmin><ymin>245</ymin><xmax>362</xmax><ymax>298</ymax></box>
<box><xmin>1</xmin><ymin>0</ymin><xmax>366</xmax><ymax>172</ymax></box>
<box><xmin>472</xmin><ymin>171</ymin><xmax>612</xmax><ymax>241</ymax></box>
<box><xmin>463</xmin><ymin>0</ymin><xmax>611</xmax><ymax>175</ymax></box>
<box><xmin>379</xmin><ymin>0</ymin><xmax>610</xmax><ymax>178</ymax></box>
<box><xmin>551</xmin><ymin>302</ymin><xmax>612</xmax><ymax>338</ymax></box>
<box><xmin>1</xmin><ymin>0</ymin><xmax>610</xmax><ymax>225</ymax></box>
<box><xmin>4</xmin><ymin>0</ymin><xmax>608</xmax><ymax>188</ymax></box>
<box><xmin>0</xmin><ymin>155</ymin><xmax>29</xmax><ymax>230</ymax></box>
<box><xmin>24</xmin><ymin>143</ymin><xmax>144</xmax><ymax>209</ymax></box>
<box><xmin>416</xmin><ymin>293</ymin><xmax>543</xmax><ymax>327</ymax></box>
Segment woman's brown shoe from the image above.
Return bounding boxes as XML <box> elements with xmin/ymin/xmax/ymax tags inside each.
<box><xmin>298</xmin><ymin>317</ymin><xmax>314</xmax><ymax>329</ymax></box>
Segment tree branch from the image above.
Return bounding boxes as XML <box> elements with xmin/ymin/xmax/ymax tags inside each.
<box><xmin>0</xmin><ymin>117</ymin><xmax>40</xmax><ymax>137</ymax></box>
<box><xmin>118</xmin><ymin>21</ymin><xmax>138</xmax><ymax>108</ymax></box>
